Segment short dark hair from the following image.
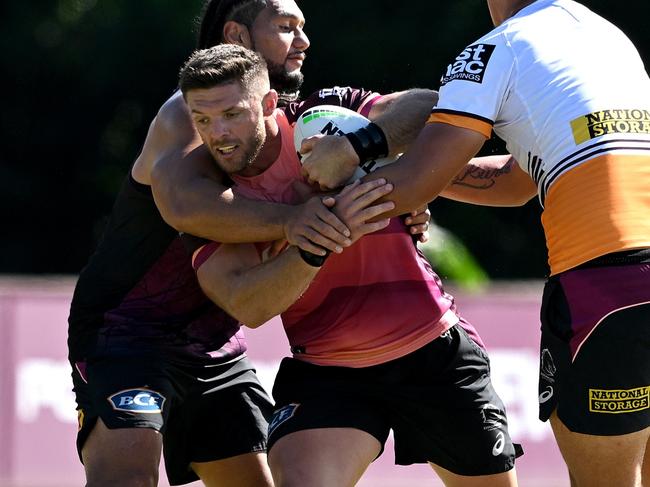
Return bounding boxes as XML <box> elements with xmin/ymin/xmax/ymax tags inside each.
<box><xmin>179</xmin><ymin>44</ymin><xmax>269</xmax><ymax>98</ymax></box>
<box><xmin>197</xmin><ymin>0</ymin><xmax>268</xmax><ymax>49</ymax></box>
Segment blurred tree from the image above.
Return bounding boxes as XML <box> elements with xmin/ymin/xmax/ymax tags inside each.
<box><xmin>1</xmin><ymin>0</ymin><xmax>648</xmax><ymax>277</ymax></box>
<box><xmin>420</xmin><ymin>222</ymin><xmax>490</xmax><ymax>292</ymax></box>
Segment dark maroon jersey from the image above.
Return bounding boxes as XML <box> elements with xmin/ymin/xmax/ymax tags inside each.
<box><xmin>68</xmin><ymin>174</ymin><xmax>243</xmax><ymax>364</ymax></box>
<box><xmin>283</xmin><ymin>86</ymin><xmax>380</xmax><ymax>124</ymax></box>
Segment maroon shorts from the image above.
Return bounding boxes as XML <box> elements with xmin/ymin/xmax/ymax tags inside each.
<box><xmin>539</xmin><ymin>254</ymin><xmax>650</xmax><ymax>435</ymax></box>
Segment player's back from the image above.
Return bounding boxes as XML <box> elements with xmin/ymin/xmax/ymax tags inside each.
<box><xmin>462</xmin><ymin>0</ymin><xmax>650</xmax><ymax>274</ymax></box>
<box><xmin>68</xmin><ymin>172</ymin><xmax>243</xmax><ymax>365</ymax></box>
<box><xmin>493</xmin><ymin>0</ymin><xmax>650</xmax><ymax>177</ymax></box>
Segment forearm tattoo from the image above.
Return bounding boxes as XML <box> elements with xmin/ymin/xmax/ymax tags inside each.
<box><xmin>451</xmin><ymin>157</ymin><xmax>514</xmax><ymax>189</ymax></box>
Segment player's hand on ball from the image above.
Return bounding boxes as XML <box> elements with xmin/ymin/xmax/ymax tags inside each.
<box><xmin>332</xmin><ymin>179</ymin><xmax>395</xmax><ymax>243</ymax></box>
<box><xmin>284</xmin><ymin>196</ymin><xmax>352</xmax><ymax>256</ymax></box>
<box><xmin>404</xmin><ymin>205</ymin><xmax>431</xmax><ymax>243</ymax></box>
<box><xmin>300</xmin><ymin>134</ymin><xmax>359</xmax><ymax>190</ymax></box>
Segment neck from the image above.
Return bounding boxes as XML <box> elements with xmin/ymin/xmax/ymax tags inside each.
<box><xmin>250</xmin><ymin>114</ymin><xmax>282</xmax><ymax>175</ymax></box>
<box><xmin>506</xmin><ymin>0</ymin><xmax>536</xmax><ymax>19</ymax></box>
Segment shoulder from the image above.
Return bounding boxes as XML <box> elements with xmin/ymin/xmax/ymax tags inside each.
<box><xmin>154</xmin><ymin>90</ymin><xmax>195</xmax><ymax>138</ymax></box>
<box><xmin>136</xmin><ymin>90</ymin><xmax>204</xmax><ymax>184</ymax></box>
<box><xmin>439</xmin><ymin>26</ymin><xmax>514</xmax><ymax>90</ymax></box>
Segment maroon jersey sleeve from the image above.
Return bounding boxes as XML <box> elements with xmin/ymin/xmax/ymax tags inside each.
<box><xmin>283</xmin><ymin>86</ymin><xmax>382</xmax><ymax>125</ymax></box>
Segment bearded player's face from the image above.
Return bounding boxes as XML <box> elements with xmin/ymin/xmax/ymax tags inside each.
<box><xmin>187</xmin><ymin>82</ymin><xmax>267</xmax><ymax>177</ymax></box>
<box><xmin>249</xmin><ymin>0</ymin><xmax>309</xmax><ymax>93</ymax></box>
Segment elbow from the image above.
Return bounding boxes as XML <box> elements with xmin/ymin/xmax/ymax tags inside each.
<box><xmin>498</xmin><ymin>192</ymin><xmax>536</xmax><ymax>207</ymax></box>
<box><xmin>241</xmin><ymin>317</ymin><xmax>268</xmax><ymax>329</ymax></box>
<box><xmin>515</xmin><ymin>194</ymin><xmax>536</xmax><ymax>207</ymax></box>
<box><xmin>225</xmin><ymin>295</ymin><xmax>273</xmax><ymax>329</ymax></box>
<box><xmin>510</xmin><ymin>186</ymin><xmax>537</xmax><ymax>207</ymax></box>
<box><xmin>160</xmin><ymin>203</ymin><xmax>196</xmax><ymax>233</ymax></box>
<box><xmin>150</xmin><ymin>172</ymin><xmax>184</xmax><ymax>231</ymax></box>
<box><xmin>233</xmin><ymin>309</ymin><xmax>272</xmax><ymax>329</ymax></box>
<box><xmin>151</xmin><ymin>183</ymin><xmax>196</xmax><ymax>234</ymax></box>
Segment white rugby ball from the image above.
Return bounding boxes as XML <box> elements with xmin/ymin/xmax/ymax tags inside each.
<box><xmin>293</xmin><ymin>104</ymin><xmax>396</xmax><ymax>182</ymax></box>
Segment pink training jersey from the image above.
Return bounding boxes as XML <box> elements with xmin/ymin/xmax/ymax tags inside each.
<box><xmin>197</xmin><ymin>108</ymin><xmax>480</xmax><ymax>367</ymax></box>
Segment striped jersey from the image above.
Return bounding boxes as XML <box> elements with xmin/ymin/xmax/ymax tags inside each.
<box><xmin>429</xmin><ymin>0</ymin><xmax>650</xmax><ymax>275</ymax></box>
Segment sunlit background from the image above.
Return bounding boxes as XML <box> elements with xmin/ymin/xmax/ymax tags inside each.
<box><xmin>1</xmin><ymin>1</ymin><xmax>649</xmax><ymax>485</ymax></box>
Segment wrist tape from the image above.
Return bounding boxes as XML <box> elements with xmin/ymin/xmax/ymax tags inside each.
<box><xmin>344</xmin><ymin>122</ymin><xmax>389</xmax><ymax>163</ymax></box>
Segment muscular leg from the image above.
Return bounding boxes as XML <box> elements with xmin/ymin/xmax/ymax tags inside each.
<box><xmin>267</xmin><ymin>428</ymin><xmax>381</xmax><ymax>487</ymax></box>
<box><xmin>429</xmin><ymin>463</ymin><xmax>517</xmax><ymax>487</ymax></box>
<box><xmin>642</xmin><ymin>434</ymin><xmax>649</xmax><ymax>485</ymax></box>
<box><xmin>550</xmin><ymin>411</ymin><xmax>649</xmax><ymax>487</ymax></box>
<box><xmin>192</xmin><ymin>452</ymin><xmax>274</xmax><ymax>487</ymax></box>
<box><xmin>82</xmin><ymin>417</ymin><xmax>162</xmax><ymax>487</ymax></box>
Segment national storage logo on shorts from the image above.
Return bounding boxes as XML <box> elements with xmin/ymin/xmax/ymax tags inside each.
<box><xmin>589</xmin><ymin>386</ymin><xmax>649</xmax><ymax>414</ymax></box>
<box><xmin>570</xmin><ymin>109</ymin><xmax>650</xmax><ymax>144</ymax></box>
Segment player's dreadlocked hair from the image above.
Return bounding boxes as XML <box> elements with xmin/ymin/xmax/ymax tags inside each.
<box><xmin>197</xmin><ymin>0</ymin><xmax>268</xmax><ymax>49</ymax></box>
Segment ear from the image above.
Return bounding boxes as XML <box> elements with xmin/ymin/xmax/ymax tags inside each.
<box><xmin>223</xmin><ymin>21</ymin><xmax>253</xmax><ymax>48</ymax></box>
<box><xmin>261</xmin><ymin>90</ymin><xmax>279</xmax><ymax>116</ymax></box>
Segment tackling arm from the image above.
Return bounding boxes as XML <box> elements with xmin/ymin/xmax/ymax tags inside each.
<box><xmin>196</xmin><ymin>179</ymin><xmax>395</xmax><ymax>327</ymax></box>
<box><xmin>146</xmin><ymin>93</ymin><xmax>351</xmax><ymax>252</ymax></box>
<box><xmin>441</xmin><ymin>154</ymin><xmax>537</xmax><ymax>207</ymax></box>
<box><xmin>360</xmin><ymin>122</ymin><xmax>488</xmax><ymax>217</ymax></box>
<box><xmin>367</xmin><ymin>89</ymin><xmax>439</xmax><ymax>157</ymax></box>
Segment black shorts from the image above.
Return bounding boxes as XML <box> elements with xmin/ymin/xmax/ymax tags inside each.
<box><xmin>539</xmin><ymin>261</ymin><xmax>650</xmax><ymax>435</ymax></box>
<box><xmin>72</xmin><ymin>354</ymin><xmax>273</xmax><ymax>486</ymax></box>
<box><xmin>268</xmin><ymin>325</ymin><xmax>520</xmax><ymax>476</ymax></box>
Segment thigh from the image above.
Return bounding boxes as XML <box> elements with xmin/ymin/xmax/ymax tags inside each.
<box><xmin>268</xmin><ymin>428</ymin><xmax>381</xmax><ymax>487</ymax></box>
<box><xmin>192</xmin><ymin>452</ymin><xmax>273</xmax><ymax>487</ymax></box>
<box><xmin>429</xmin><ymin>462</ymin><xmax>518</xmax><ymax>487</ymax></box>
<box><xmin>551</xmin><ymin>411</ymin><xmax>649</xmax><ymax>487</ymax></box>
<box><xmin>641</xmin><ymin>438</ymin><xmax>650</xmax><ymax>485</ymax></box>
<box><xmin>390</xmin><ymin>326</ymin><xmax>519</xmax><ymax>477</ymax></box>
<box><xmin>82</xmin><ymin>417</ymin><xmax>162</xmax><ymax>486</ymax></box>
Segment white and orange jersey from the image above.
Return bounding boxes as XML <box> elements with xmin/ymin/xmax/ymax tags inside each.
<box><xmin>430</xmin><ymin>0</ymin><xmax>650</xmax><ymax>275</ymax></box>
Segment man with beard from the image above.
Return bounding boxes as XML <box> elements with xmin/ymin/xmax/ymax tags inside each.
<box><xmin>181</xmin><ymin>43</ymin><xmax>520</xmax><ymax>487</ymax></box>
<box><xmin>69</xmin><ymin>1</ymin><xmax>433</xmax><ymax>486</ymax></box>
<box><xmin>149</xmin><ymin>0</ymin><xmax>432</xmax><ymax>248</ymax></box>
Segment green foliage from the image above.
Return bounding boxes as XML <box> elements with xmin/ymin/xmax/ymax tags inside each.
<box><xmin>1</xmin><ymin>0</ymin><xmax>648</xmax><ymax>273</ymax></box>
<box><xmin>420</xmin><ymin>223</ymin><xmax>490</xmax><ymax>292</ymax></box>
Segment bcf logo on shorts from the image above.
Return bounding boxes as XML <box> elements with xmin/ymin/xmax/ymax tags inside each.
<box><xmin>108</xmin><ymin>388</ymin><xmax>166</xmax><ymax>413</ymax></box>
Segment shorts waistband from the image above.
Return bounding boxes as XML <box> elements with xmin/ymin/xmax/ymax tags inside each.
<box><xmin>574</xmin><ymin>248</ymin><xmax>650</xmax><ymax>270</ymax></box>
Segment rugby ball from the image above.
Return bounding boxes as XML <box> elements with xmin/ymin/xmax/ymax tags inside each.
<box><xmin>293</xmin><ymin>105</ymin><xmax>397</xmax><ymax>182</ymax></box>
